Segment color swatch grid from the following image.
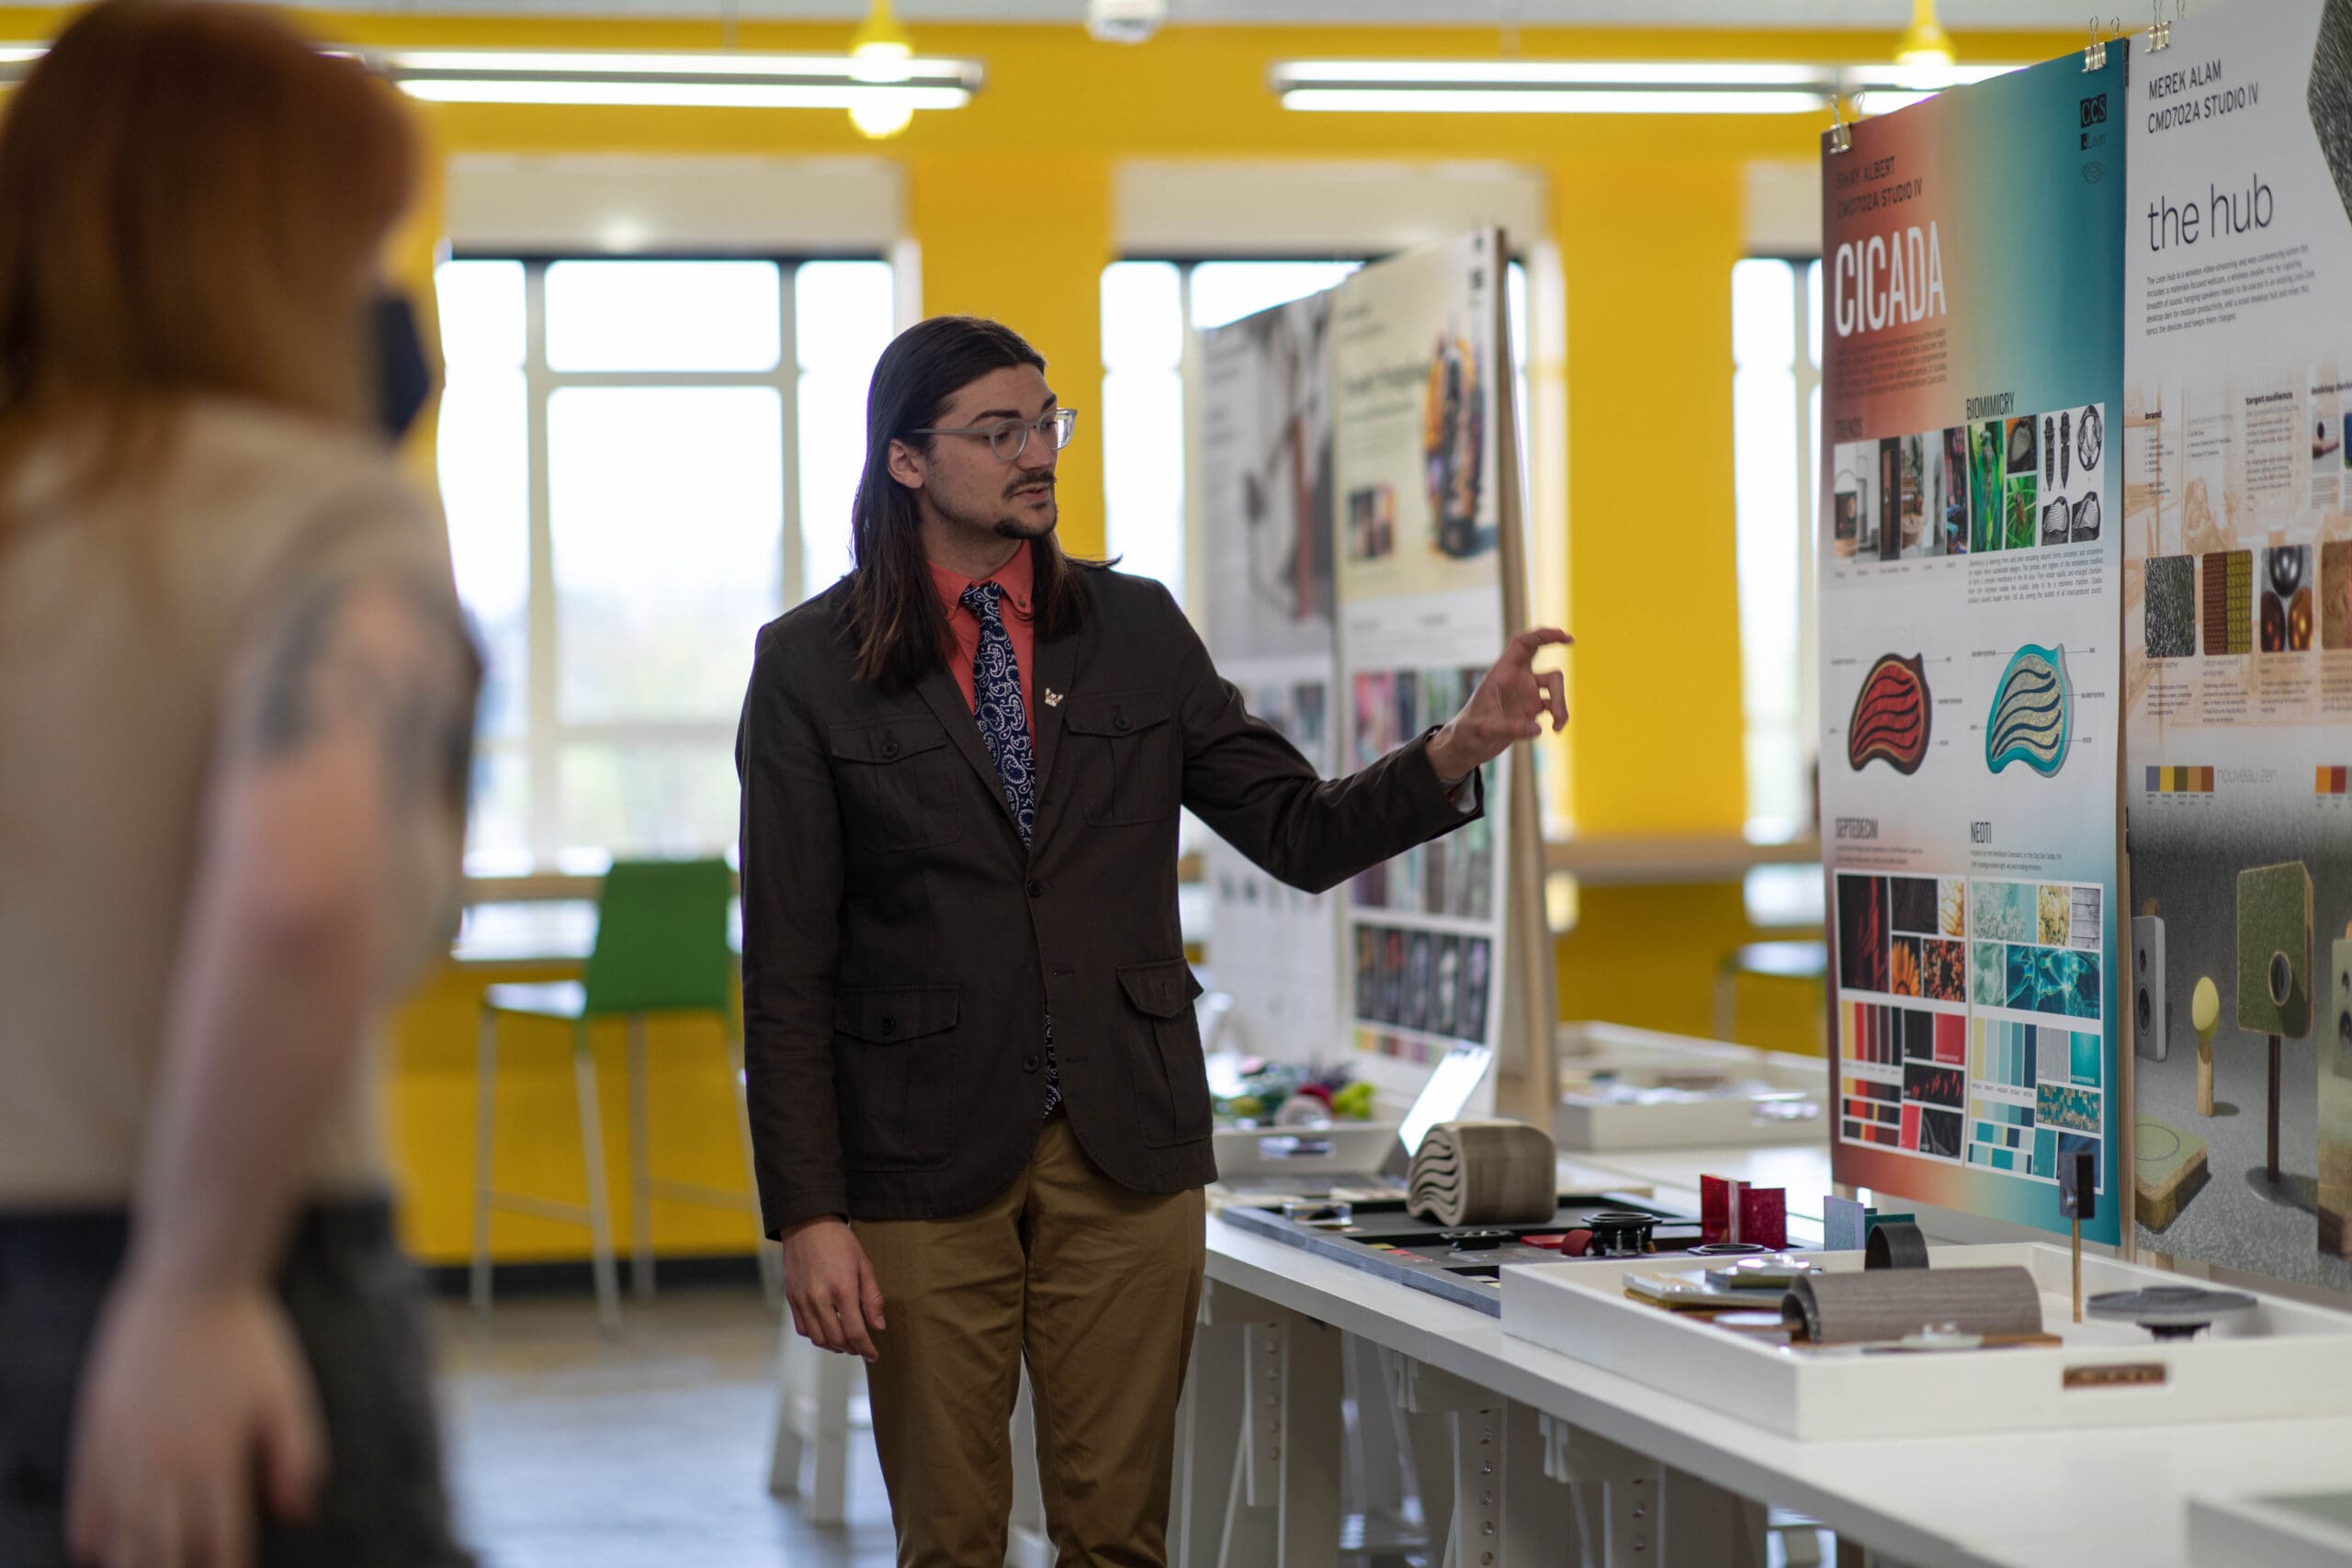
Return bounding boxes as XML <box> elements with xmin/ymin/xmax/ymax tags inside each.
<box><xmin>1838</xmin><ymin>998</ymin><xmax>1945</xmax><ymax>1066</ymax></box>
<box><xmin>2320</xmin><ymin>767</ymin><xmax>2350</xmax><ymax>795</ymax></box>
<box><xmin>2147</xmin><ymin>765</ymin><xmax>2215</xmax><ymax>793</ymax></box>
<box><xmin>1838</xmin><ymin>872</ymin><xmax>2106</xmax><ymax>1184</ymax></box>
<box><xmin>1842</xmin><ymin>1075</ymin><xmax>1901</xmax><ymax>1146</ymax></box>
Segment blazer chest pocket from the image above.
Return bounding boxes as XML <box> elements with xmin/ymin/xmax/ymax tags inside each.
<box><xmin>1063</xmin><ymin>688</ymin><xmax>1177</xmax><ymax>827</ymax></box>
<box><xmin>832</xmin><ymin>984</ymin><xmax>958</xmax><ymax>1172</ymax></box>
<box><xmin>829</xmin><ymin>717</ymin><xmax>962</xmax><ymax>852</ymax></box>
<box><xmin>1118</xmin><ymin>959</ymin><xmax>1209</xmax><ymax>1148</ymax></box>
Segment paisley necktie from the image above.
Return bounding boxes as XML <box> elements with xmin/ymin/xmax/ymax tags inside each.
<box><xmin>959</xmin><ymin>581</ymin><xmax>1060</xmax><ymax>1117</ymax></box>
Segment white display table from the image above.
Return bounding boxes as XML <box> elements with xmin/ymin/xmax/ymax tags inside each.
<box><xmin>1194</xmin><ymin>1213</ymin><xmax>2352</xmax><ymax>1568</ymax></box>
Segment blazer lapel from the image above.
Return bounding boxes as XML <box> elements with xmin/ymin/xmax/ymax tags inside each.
<box><xmin>914</xmin><ymin>664</ymin><xmax>1020</xmax><ymax>834</ymax></box>
<box><xmin>1028</xmin><ymin>620</ymin><xmax>1080</xmax><ymax>807</ymax></box>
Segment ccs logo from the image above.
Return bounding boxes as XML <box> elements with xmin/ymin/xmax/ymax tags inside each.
<box><xmin>2080</xmin><ymin>93</ymin><xmax>2109</xmax><ymax>128</ymax></box>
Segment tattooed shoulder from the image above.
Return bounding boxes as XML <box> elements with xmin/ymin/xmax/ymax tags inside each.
<box><xmin>246</xmin><ymin>569</ymin><xmax>482</xmax><ymax>812</ymax></box>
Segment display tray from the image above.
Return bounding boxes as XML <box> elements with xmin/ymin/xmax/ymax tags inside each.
<box><xmin>1216</xmin><ymin>1193</ymin><xmax>1715</xmax><ymax>1317</ymax></box>
<box><xmin>1554</xmin><ymin>1022</ymin><xmax>1825</xmax><ymax>1151</ymax></box>
<box><xmin>2190</xmin><ymin>1492</ymin><xmax>2352</xmax><ymax>1568</ymax></box>
<box><xmin>1501</xmin><ymin>1242</ymin><xmax>2352</xmax><ymax>1439</ymax></box>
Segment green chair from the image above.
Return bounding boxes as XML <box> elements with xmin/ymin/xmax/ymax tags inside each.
<box><xmin>470</xmin><ymin>858</ymin><xmax>779</xmax><ymax>1332</ymax></box>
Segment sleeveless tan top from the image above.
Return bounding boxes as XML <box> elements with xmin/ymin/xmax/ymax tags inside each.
<box><xmin>0</xmin><ymin>399</ymin><xmax>469</xmax><ymax>1205</ymax></box>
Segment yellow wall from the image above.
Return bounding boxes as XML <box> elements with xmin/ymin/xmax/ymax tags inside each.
<box><xmin>0</xmin><ymin>8</ymin><xmax>2067</xmax><ymax>1258</ymax></box>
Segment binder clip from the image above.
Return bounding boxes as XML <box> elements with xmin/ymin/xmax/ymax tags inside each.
<box><xmin>2150</xmin><ymin>0</ymin><xmax>2171</xmax><ymax>51</ymax></box>
<box><xmin>2084</xmin><ymin>17</ymin><xmax>2109</xmax><ymax>71</ymax></box>
<box><xmin>1828</xmin><ymin>93</ymin><xmax>1852</xmax><ymax>155</ymax></box>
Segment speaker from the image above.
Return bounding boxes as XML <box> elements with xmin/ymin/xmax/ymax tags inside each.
<box><xmin>2132</xmin><ymin>914</ymin><xmax>2168</xmax><ymax>1063</ymax></box>
<box><xmin>2236</xmin><ymin>862</ymin><xmax>2314</xmax><ymax>1039</ymax></box>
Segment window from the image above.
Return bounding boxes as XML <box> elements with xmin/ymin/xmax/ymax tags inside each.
<box><xmin>1731</xmin><ymin>256</ymin><xmax>1824</xmax><ymax>843</ymax></box>
<box><xmin>435</xmin><ymin>256</ymin><xmax>894</xmax><ymax>874</ymax></box>
<box><xmin>1100</xmin><ymin>256</ymin><xmax>1531</xmax><ymax>613</ymax></box>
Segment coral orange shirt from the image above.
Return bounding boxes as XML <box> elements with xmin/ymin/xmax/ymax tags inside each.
<box><xmin>928</xmin><ymin>542</ymin><xmax>1038</xmax><ymax>750</ymax></box>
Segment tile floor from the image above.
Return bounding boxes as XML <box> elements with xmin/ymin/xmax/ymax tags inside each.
<box><xmin>434</xmin><ymin>1285</ymin><xmax>897</xmax><ymax>1568</ymax></box>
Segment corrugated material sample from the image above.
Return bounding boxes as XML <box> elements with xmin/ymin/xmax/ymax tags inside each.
<box><xmin>1782</xmin><ymin>1266</ymin><xmax>2044</xmax><ymax>1344</ymax></box>
<box><xmin>1407</xmin><ymin>1120</ymin><xmax>1558</xmax><ymax>1226</ymax></box>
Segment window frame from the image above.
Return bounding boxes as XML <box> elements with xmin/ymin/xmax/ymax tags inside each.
<box><xmin>1731</xmin><ymin>251</ymin><xmax>1825</xmax><ymax>845</ymax></box>
<box><xmin>444</xmin><ymin>250</ymin><xmax>886</xmax><ymax>875</ymax></box>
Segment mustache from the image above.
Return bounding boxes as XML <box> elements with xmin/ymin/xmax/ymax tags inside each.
<box><xmin>1006</xmin><ymin>473</ymin><xmax>1056</xmax><ymax>499</ymax></box>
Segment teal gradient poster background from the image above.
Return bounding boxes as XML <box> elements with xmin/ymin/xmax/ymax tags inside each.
<box><xmin>1818</xmin><ymin>49</ymin><xmax>2128</xmax><ymax>1245</ymax></box>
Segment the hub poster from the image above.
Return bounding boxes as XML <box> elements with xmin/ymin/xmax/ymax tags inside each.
<box><xmin>2122</xmin><ymin>0</ymin><xmax>2352</xmax><ymax>1290</ymax></box>
<box><xmin>1820</xmin><ymin>51</ymin><xmax>2128</xmax><ymax>1245</ymax></box>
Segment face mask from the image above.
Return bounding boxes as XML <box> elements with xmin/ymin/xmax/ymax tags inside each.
<box><xmin>372</xmin><ymin>291</ymin><xmax>435</xmax><ymax>443</ymax></box>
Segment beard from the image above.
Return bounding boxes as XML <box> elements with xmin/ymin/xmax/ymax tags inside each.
<box><xmin>934</xmin><ymin>475</ymin><xmax>1057</xmax><ymax>541</ymax></box>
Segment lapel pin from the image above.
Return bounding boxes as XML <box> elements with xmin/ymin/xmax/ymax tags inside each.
<box><xmin>1042</xmin><ymin>689</ymin><xmax>1063</xmax><ymax>707</ymax></box>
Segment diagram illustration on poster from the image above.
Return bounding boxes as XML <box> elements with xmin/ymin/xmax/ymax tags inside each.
<box><xmin>1819</xmin><ymin>47</ymin><xmax>2127</xmax><ymax>1244</ymax></box>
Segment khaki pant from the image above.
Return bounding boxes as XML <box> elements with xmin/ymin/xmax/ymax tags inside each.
<box><xmin>856</xmin><ymin>1112</ymin><xmax>1206</xmax><ymax>1568</ymax></box>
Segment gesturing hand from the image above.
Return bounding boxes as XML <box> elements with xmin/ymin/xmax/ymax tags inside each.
<box><xmin>1427</xmin><ymin>626</ymin><xmax>1571</xmax><ymax>783</ymax></box>
<box><xmin>781</xmin><ymin>1216</ymin><xmax>888</xmax><ymax>1362</ymax></box>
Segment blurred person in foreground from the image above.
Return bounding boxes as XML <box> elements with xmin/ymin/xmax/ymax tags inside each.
<box><xmin>0</xmin><ymin>4</ymin><xmax>480</xmax><ymax>1566</ymax></box>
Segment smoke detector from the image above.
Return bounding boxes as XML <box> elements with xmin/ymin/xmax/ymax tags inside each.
<box><xmin>1087</xmin><ymin>0</ymin><xmax>1165</xmax><ymax>44</ymax></box>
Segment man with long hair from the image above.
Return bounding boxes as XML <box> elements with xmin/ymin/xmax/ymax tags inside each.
<box><xmin>738</xmin><ymin>314</ymin><xmax>1566</xmax><ymax>1565</ymax></box>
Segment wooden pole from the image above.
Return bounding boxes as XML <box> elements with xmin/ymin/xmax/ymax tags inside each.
<box><xmin>2269</xmin><ymin>1033</ymin><xmax>2283</xmax><ymax>1182</ymax></box>
<box><xmin>2072</xmin><ymin>1216</ymin><xmax>2083</xmax><ymax>1325</ymax></box>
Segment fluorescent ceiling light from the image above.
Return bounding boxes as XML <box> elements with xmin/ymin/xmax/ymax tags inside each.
<box><xmin>1845</xmin><ymin>62</ymin><xmax>2017</xmax><ymax>90</ymax></box>
<box><xmin>401</xmin><ymin>80</ymin><xmax>967</xmax><ymax>111</ymax></box>
<box><xmin>386</xmin><ymin>50</ymin><xmax>972</xmax><ymax>81</ymax></box>
<box><xmin>1282</xmin><ymin>87</ymin><xmax>1827</xmax><ymax>115</ymax></box>
<box><xmin>379</xmin><ymin>47</ymin><xmax>979</xmax><ymax>114</ymax></box>
<box><xmin>1273</xmin><ymin>59</ymin><xmax>1828</xmax><ymax>87</ymax></box>
<box><xmin>1270</xmin><ymin>57</ymin><xmax>2025</xmax><ymax>116</ymax></box>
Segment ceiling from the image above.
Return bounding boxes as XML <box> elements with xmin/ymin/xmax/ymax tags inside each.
<box><xmin>297</xmin><ymin>0</ymin><xmax>2122</xmax><ymax>27</ymax></box>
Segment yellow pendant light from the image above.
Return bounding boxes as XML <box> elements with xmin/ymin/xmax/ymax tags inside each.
<box><xmin>1894</xmin><ymin>0</ymin><xmax>1955</xmax><ymax>66</ymax></box>
<box><xmin>848</xmin><ymin>0</ymin><xmax>915</xmax><ymax>137</ymax></box>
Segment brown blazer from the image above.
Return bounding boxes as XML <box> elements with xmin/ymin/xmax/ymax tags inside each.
<box><xmin>736</xmin><ymin>559</ymin><xmax>1480</xmax><ymax>1233</ymax></box>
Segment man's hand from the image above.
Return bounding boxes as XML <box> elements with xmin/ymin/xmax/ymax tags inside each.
<box><xmin>66</xmin><ymin>1280</ymin><xmax>326</xmax><ymax>1568</ymax></box>
<box><xmin>1427</xmin><ymin>626</ymin><xmax>1572</xmax><ymax>782</ymax></box>
<box><xmin>781</xmin><ymin>1216</ymin><xmax>887</xmax><ymax>1361</ymax></box>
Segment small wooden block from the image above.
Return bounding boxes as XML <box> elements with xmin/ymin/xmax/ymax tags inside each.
<box><xmin>2134</xmin><ymin>1115</ymin><xmax>2210</xmax><ymax>1232</ymax></box>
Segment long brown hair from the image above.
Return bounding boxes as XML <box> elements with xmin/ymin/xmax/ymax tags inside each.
<box><xmin>0</xmin><ymin>0</ymin><xmax>418</xmax><ymax>522</ymax></box>
<box><xmin>845</xmin><ymin>316</ymin><xmax>1089</xmax><ymax>689</ymax></box>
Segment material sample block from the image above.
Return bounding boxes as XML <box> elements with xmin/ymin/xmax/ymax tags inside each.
<box><xmin>2134</xmin><ymin>1115</ymin><xmax>2210</xmax><ymax>1232</ymax></box>
<box><xmin>2237</xmin><ymin>862</ymin><xmax>2315</xmax><ymax>1039</ymax></box>
<box><xmin>2324</xmin><ymin>937</ymin><xmax>2352</xmax><ymax>1258</ymax></box>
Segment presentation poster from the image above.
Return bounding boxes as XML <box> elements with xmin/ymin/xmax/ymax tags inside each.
<box><xmin>1197</xmin><ymin>297</ymin><xmax>1344</xmax><ymax>1060</ymax></box>
<box><xmin>2122</xmin><ymin>0</ymin><xmax>2352</xmax><ymax>1290</ymax></box>
<box><xmin>1819</xmin><ymin>52</ymin><xmax>2128</xmax><ymax>1244</ymax></box>
<box><xmin>1329</xmin><ymin>233</ymin><xmax>1513</xmax><ymax>1074</ymax></box>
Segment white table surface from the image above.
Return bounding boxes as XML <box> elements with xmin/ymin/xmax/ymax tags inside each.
<box><xmin>1205</xmin><ymin>1206</ymin><xmax>2352</xmax><ymax>1568</ymax></box>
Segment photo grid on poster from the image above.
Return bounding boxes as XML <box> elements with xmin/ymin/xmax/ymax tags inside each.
<box><xmin>1833</xmin><ymin>873</ymin><xmax>2104</xmax><ymax>1185</ymax></box>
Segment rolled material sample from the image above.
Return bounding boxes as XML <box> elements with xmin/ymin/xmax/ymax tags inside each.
<box><xmin>1407</xmin><ymin>1119</ymin><xmax>1559</xmax><ymax>1227</ymax></box>
<box><xmin>1863</xmin><ymin>1220</ymin><xmax>1930</xmax><ymax>1270</ymax></box>
<box><xmin>1782</xmin><ymin>1266</ymin><xmax>2043</xmax><ymax>1345</ymax></box>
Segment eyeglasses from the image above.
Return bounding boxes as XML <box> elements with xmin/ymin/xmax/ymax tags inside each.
<box><xmin>909</xmin><ymin>408</ymin><xmax>1078</xmax><ymax>463</ymax></box>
